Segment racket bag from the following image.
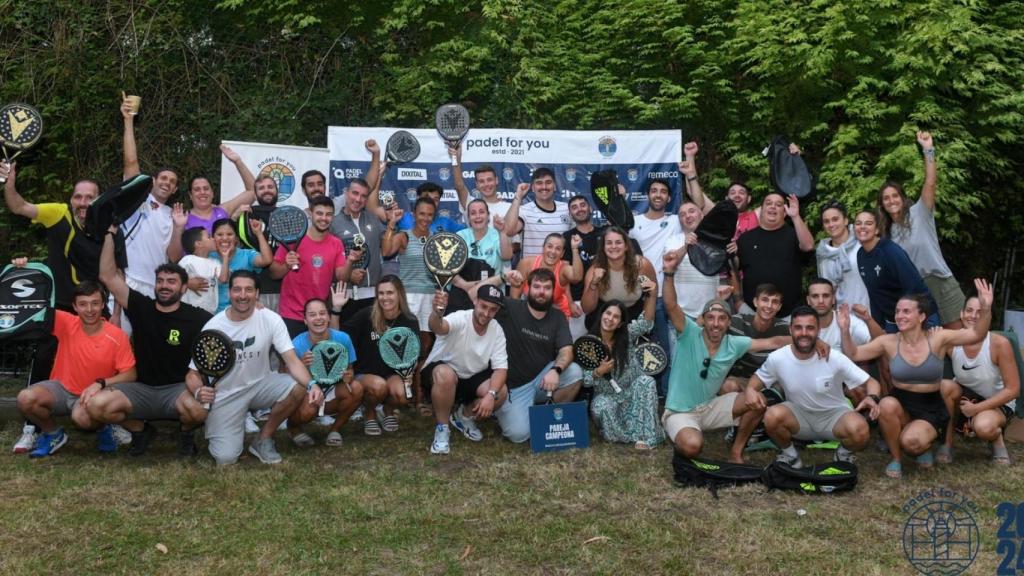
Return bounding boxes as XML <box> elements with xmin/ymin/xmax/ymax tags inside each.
<box><xmin>689</xmin><ymin>200</ymin><xmax>737</xmax><ymax>276</ymax></box>
<box><xmin>671</xmin><ymin>452</ymin><xmax>765</xmax><ymax>498</ymax></box>
<box><xmin>85</xmin><ymin>174</ymin><xmax>154</xmax><ymax>240</ymax></box>
<box><xmin>0</xmin><ymin>262</ymin><xmax>55</xmax><ymax>342</ymax></box>
<box><xmin>767</xmin><ymin>135</ymin><xmax>813</xmax><ymax>198</ymax></box>
<box><xmin>762</xmin><ymin>461</ymin><xmax>858</xmax><ymax>494</ymax></box>
<box><xmin>590</xmin><ymin>170</ymin><xmax>634</xmax><ymax>231</ymax></box>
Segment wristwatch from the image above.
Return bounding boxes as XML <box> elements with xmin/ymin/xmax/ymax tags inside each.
<box><xmin>96</xmin><ymin>378</ymin><xmax>107</xmax><ymax>389</ymax></box>
<box><xmin>552</xmin><ymin>366</ymin><xmax>564</xmax><ymax>375</ymax></box>
<box><xmin>868</xmin><ymin>394</ymin><xmax>881</xmax><ymax>404</ymax></box>
<box><xmin>487</xmin><ymin>389</ymin><xmax>498</xmax><ymax>400</ymax></box>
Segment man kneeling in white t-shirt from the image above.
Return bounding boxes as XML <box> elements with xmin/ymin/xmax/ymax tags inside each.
<box><xmin>744</xmin><ymin>306</ymin><xmax>882</xmax><ymax>467</ymax></box>
<box><xmin>188</xmin><ymin>270</ymin><xmax>322</xmax><ymax>465</ymax></box>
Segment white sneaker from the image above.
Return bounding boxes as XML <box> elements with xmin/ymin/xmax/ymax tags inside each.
<box><xmin>316</xmin><ymin>415</ymin><xmax>336</xmax><ymax>427</ymax></box>
<box><xmin>430</xmin><ymin>424</ymin><xmax>450</xmax><ymax>455</ymax></box>
<box><xmin>449</xmin><ymin>405</ymin><xmax>483</xmax><ymax>442</ymax></box>
<box><xmin>12</xmin><ymin>424</ymin><xmax>36</xmax><ymax>454</ymax></box>
<box><xmin>111</xmin><ymin>424</ymin><xmax>133</xmax><ymax>446</ymax></box>
<box><xmin>351</xmin><ymin>405</ymin><xmax>365</xmax><ymax>422</ymax></box>
<box><xmin>244</xmin><ymin>414</ymin><xmax>260</xmax><ymax>434</ymax></box>
<box><xmin>375</xmin><ymin>403</ymin><xmax>386</xmax><ymax>421</ymax></box>
<box><xmin>775</xmin><ymin>451</ymin><xmax>804</xmax><ymax>469</ymax></box>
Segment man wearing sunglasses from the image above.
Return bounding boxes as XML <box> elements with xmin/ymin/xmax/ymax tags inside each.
<box><xmin>661</xmin><ymin>250</ymin><xmax>799</xmax><ymax>464</ymax></box>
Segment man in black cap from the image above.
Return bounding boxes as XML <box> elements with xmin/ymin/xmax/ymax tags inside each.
<box><xmin>423</xmin><ymin>285</ymin><xmax>509</xmax><ymax>454</ymax></box>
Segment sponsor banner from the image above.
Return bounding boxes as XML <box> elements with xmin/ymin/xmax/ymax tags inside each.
<box><xmin>219</xmin><ymin>140</ymin><xmax>330</xmax><ymax>210</ymax></box>
<box><xmin>328</xmin><ymin>127</ymin><xmax>683</xmax><ymax>224</ymax></box>
<box><xmin>528</xmin><ymin>401</ymin><xmax>590</xmax><ymax>453</ymax></box>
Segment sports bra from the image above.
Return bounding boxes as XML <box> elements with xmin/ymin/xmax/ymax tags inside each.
<box><xmin>889</xmin><ymin>336</ymin><xmax>944</xmax><ymax>385</ymax></box>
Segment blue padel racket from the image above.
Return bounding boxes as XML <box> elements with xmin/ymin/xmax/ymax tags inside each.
<box><xmin>310</xmin><ymin>340</ymin><xmax>349</xmax><ymax>417</ymax></box>
<box><xmin>378</xmin><ymin>326</ymin><xmax>420</xmax><ymax>400</ymax></box>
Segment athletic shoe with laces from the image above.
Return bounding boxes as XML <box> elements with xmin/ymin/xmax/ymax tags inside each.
<box><xmin>29</xmin><ymin>428</ymin><xmax>67</xmax><ymax>458</ymax></box>
<box><xmin>128</xmin><ymin>423</ymin><xmax>157</xmax><ymax>457</ymax></box>
<box><xmin>775</xmin><ymin>450</ymin><xmax>804</xmax><ymax>469</ymax></box>
<box><xmin>96</xmin><ymin>425</ymin><xmax>118</xmax><ymax>453</ymax></box>
<box><xmin>430</xmin><ymin>424</ymin><xmax>450</xmax><ymax>455</ymax></box>
<box><xmin>834</xmin><ymin>447</ymin><xmax>857</xmax><ymax>464</ymax></box>
<box><xmin>449</xmin><ymin>406</ymin><xmax>483</xmax><ymax>442</ymax></box>
<box><xmin>351</xmin><ymin>405</ymin><xmax>365</xmax><ymax>422</ymax></box>
<box><xmin>111</xmin><ymin>424</ymin><xmax>133</xmax><ymax>446</ymax></box>
<box><xmin>12</xmin><ymin>424</ymin><xmax>37</xmax><ymax>454</ymax></box>
<box><xmin>177</xmin><ymin>429</ymin><xmax>198</xmax><ymax>459</ymax></box>
<box><xmin>248</xmin><ymin>437</ymin><xmax>283</xmax><ymax>464</ymax></box>
<box><xmin>244</xmin><ymin>413</ymin><xmax>260</xmax><ymax>434</ymax></box>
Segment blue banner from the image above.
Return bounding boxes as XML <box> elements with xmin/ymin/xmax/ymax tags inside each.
<box><xmin>528</xmin><ymin>401</ymin><xmax>591</xmax><ymax>453</ymax></box>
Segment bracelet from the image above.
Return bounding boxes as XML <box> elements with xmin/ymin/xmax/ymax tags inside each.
<box><xmin>552</xmin><ymin>365</ymin><xmax>564</xmax><ymax>375</ymax></box>
<box><xmin>923</xmin><ymin>148</ymin><xmax>935</xmax><ymax>160</ymax></box>
<box><xmin>96</xmin><ymin>378</ymin><xmax>107</xmax><ymax>389</ymax></box>
<box><xmin>868</xmin><ymin>394</ymin><xmax>881</xmax><ymax>404</ymax></box>
<box><xmin>330</xmin><ymin>308</ymin><xmax>342</xmax><ymax>315</ymax></box>
<box><xmin>663</xmin><ymin>271</ymin><xmax>676</xmax><ymax>277</ymax></box>
<box><xmin>686</xmin><ymin>175</ymin><xmax>698</xmax><ymax>182</ymax></box>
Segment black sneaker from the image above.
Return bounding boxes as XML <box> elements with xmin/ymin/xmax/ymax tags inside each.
<box><xmin>177</xmin><ymin>428</ymin><xmax>198</xmax><ymax>459</ymax></box>
<box><xmin>128</xmin><ymin>423</ymin><xmax>157</xmax><ymax>457</ymax></box>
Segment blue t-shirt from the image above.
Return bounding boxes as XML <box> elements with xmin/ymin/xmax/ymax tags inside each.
<box><xmin>665</xmin><ymin>317</ymin><xmax>752</xmax><ymax>413</ymax></box>
<box><xmin>397</xmin><ymin>213</ymin><xmax>465</xmax><ymax>234</ymax></box>
<box><xmin>211</xmin><ymin>248</ymin><xmax>262</xmax><ymax>312</ymax></box>
<box><xmin>457</xmin><ymin>227</ymin><xmax>504</xmax><ymax>274</ymax></box>
<box><xmin>292</xmin><ymin>329</ymin><xmax>358</xmax><ymax>364</ymax></box>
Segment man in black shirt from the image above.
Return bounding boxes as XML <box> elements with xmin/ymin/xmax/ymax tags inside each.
<box><xmin>736</xmin><ymin>193</ymin><xmax>814</xmax><ymax>318</ymax></box>
<box><xmin>89</xmin><ymin>226</ymin><xmax>212</xmax><ymax>456</ymax></box>
<box><xmin>493</xmin><ymin>268</ymin><xmax>582</xmax><ymax>443</ymax></box>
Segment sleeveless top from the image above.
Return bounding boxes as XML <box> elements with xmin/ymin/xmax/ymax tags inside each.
<box><xmin>185</xmin><ymin>206</ymin><xmax>229</xmax><ymax>234</ymax></box>
<box><xmin>523</xmin><ymin>255</ymin><xmax>571</xmax><ymax>316</ymax></box>
<box><xmin>952</xmin><ymin>334</ymin><xmax>1016</xmax><ymax>411</ymax></box>
<box><xmin>399</xmin><ymin>230</ymin><xmax>435</xmax><ymax>294</ymax></box>
<box><xmin>890</xmin><ymin>336</ymin><xmax>944</xmax><ymax>385</ymax></box>
<box><xmin>604</xmin><ymin>268</ymin><xmax>643</xmax><ymax>308</ymax></box>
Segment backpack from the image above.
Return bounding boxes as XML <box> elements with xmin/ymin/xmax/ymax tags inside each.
<box><xmin>590</xmin><ymin>170</ymin><xmax>634</xmax><ymax>231</ymax></box>
<box><xmin>762</xmin><ymin>460</ymin><xmax>858</xmax><ymax>494</ymax></box>
<box><xmin>767</xmin><ymin>135</ymin><xmax>813</xmax><ymax>198</ymax></box>
<box><xmin>672</xmin><ymin>452</ymin><xmax>765</xmax><ymax>498</ymax></box>
<box><xmin>0</xmin><ymin>262</ymin><xmax>55</xmax><ymax>342</ymax></box>
<box><xmin>689</xmin><ymin>200</ymin><xmax>738</xmax><ymax>276</ymax></box>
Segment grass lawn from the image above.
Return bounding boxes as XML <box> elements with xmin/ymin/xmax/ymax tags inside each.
<box><xmin>0</xmin><ymin>410</ymin><xmax>1019</xmax><ymax>576</ymax></box>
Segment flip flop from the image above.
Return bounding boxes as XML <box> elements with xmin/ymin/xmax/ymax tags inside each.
<box><xmin>885</xmin><ymin>461</ymin><xmax>903</xmax><ymax>479</ymax></box>
<box><xmin>936</xmin><ymin>445</ymin><xmax>953</xmax><ymax>464</ymax></box>
<box><xmin>992</xmin><ymin>444</ymin><xmax>1012</xmax><ymax>466</ymax></box>
<box><xmin>916</xmin><ymin>450</ymin><xmax>934</xmax><ymax>469</ymax></box>
<box><xmin>417</xmin><ymin>403</ymin><xmax>434</xmax><ymax>418</ymax></box>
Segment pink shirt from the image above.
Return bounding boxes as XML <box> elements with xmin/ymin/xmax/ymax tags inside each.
<box><xmin>734</xmin><ymin>210</ymin><xmax>759</xmax><ymax>241</ymax></box>
<box><xmin>274</xmin><ymin>234</ymin><xmax>347</xmax><ymax>321</ymax></box>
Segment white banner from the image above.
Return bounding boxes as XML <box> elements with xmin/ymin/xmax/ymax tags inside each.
<box><xmin>219</xmin><ymin>140</ymin><xmax>329</xmax><ymax>210</ymax></box>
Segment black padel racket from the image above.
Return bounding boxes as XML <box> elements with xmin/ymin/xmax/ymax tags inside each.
<box><xmin>634</xmin><ymin>340</ymin><xmax>668</xmax><ymax>376</ymax></box>
<box><xmin>268</xmin><ymin>205</ymin><xmax>308</xmax><ymax>270</ymax></box>
<box><xmin>310</xmin><ymin>340</ymin><xmax>350</xmax><ymax>417</ymax></box>
<box><xmin>191</xmin><ymin>329</ymin><xmax>236</xmax><ymax>409</ymax></box>
<box><xmin>574</xmin><ymin>335</ymin><xmax>621</xmax><ymax>393</ymax></box>
<box><xmin>435</xmin><ymin>104</ymin><xmax>470</xmax><ymax>166</ymax></box>
<box><xmin>378</xmin><ymin>326</ymin><xmax>420</xmax><ymax>400</ymax></box>
<box><xmin>423</xmin><ymin>232</ymin><xmax>469</xmax><ymax>313</ymax></box>
<box><xmin>385</xmin><ymin>130</ymin><xmax>421</xmax><ymax>165</ymax></box>
<box><xmin>0</xmin><ymin>103</ymin><xmax>43</xmax><ymax>183</ymax></box>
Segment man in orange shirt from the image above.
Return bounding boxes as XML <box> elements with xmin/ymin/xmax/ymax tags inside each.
<box><xmin>14</xmin><ymin>275</ymin><xmax>137</xmax><ymax>458</ymax></box>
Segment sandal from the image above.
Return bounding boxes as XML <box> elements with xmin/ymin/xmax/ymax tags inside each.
<box><xmin>992</xmin><ymin>444</ymin><xmax>1012</xmax><ymax>466</ymax></box>
<box><xmin>916</xmin><ymin>450</ymin><xmax>934</xmax><ymax>469</ymax></box>
<box><xmin>417</xmin><ymin>402</ymin><xmax>434</xmax><ymax>418</ymax></box>
<box><xmin>634</xmin><ymin>441</ymin><xmax>655</xmax><ymax>450</ymax></box>
<box><xmin>364</xmin><ymin>418</ymin><xmax>382</xmax><ymax>436</ymax></box>
<box><xmin>325</xmin><ymin>431</ymin><xmax>343</xmax><ymax>446</ymax></box>
<box><xmin>935</xmin><ymin>445</ymin><xmax>953</xmax><ymax>464</ymax></box>
<box><xmin>381</xmin><ymin>415</ymin><xmax>399</xmax><ymax>433</ymax></box>
<box><xmin>885</xmin><ymin>460</ymin><xmax>903</xmax><ymax>479</ymax></box>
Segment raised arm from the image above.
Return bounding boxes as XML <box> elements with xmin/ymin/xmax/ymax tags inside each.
<box><xmin>917</xmin><ymin>131</ymin><xmax>937</xmax><ymax>211</ymax></box>
<box><xmin>121</xmin><ymin>96</ymin><xmax>140</xmax><ymax>180</ymax></box>
<box><xmin>839</xmin><ymin>304</ymin><xmax>888</xmax><ymax>362</ymax></box>
<box><xmin>100</xmin><ymin>225</ymin><xmax>130</xmax><ymax>308</ymax></box>
<box><xmin>218</xmin><ymin>144</ymin><xmax>256</xmax><ymax>215</ymax></box>
<box><xmin>380</xmin><ymin>213</ymin><xmax>405</xmax><ymax>258</ymax></box>
<box><xmin>428</xmin><ymin>291</ymin><xmax>450</xmax><ymax>335</ymax></box>
<box><xmin>494</xmin><ymin>215</ymin><xmax>513</xmax><ymax>260</ymax></box>
<box><xmin>363</xmin><ymin>140</ymin><xmax>388</xmax><ymax>222</ymax></box>
<box><xmin>449</xmin><ymin>146</ymin><xmax>470</xmax><ymax>210</ymax></box>
<box><xmin>1</xmin><ymin>163</ymin><xmax>38</xmax><ymax>220</ymax></box>
<box><xmin>785</xmin><ymin>194</ymin><xmax>815</xmax><ymax>252</ymax></box>
<box><xmin>562</xmin><ymin>234</ymin><xmax>584</xmax><ymax>285</ymax></box>
<box><xmin>678</xmin><ymin>141</ymin><xmax>711</xmax><ymax>214</ymax></box>
<box><xmin>661</xmin><ymin>250</ymin><xmax>687</xmax><ymax>334</ymax></box>
<box><xmin>640</xmin><ymin>274</ymin><xmax>657</xmax><ymax>322</ymax></box>
<box><xmin>503</xmin><ymin>183</ymin><xmax>530</xmax><ymax>237</ymax></box>
<box><xmin>937</xmin><ymin>278</ymin><xmax>993</xmax><ymax>350</ymax></box>
<box><xmin>248</xmin><ymin>219</ymin><xmax>274</xmax><ymax>267</ymax></box>
<box><xmin>166</xmin><ymin>203</ymin><xmax>187</xmax><ymax>263</ymax></box>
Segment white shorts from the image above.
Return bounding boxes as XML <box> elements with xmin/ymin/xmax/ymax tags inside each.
<box><xmin>204</xmin><ymin>373</ymin><xmax>297</xmax><ymax>465</ymax></box>
<box><xmin>780</xmin><ymin>402</ymin><xmax>852</xmax><ymax>441</ymax></box>
<box><xmin>407</xmin><ymin>292</ymin><xmax>434</xmax><ymax>331</ymax></box>
<box><xmin>662</xmin><ymin>392</ymin><xmax>739</xmax><ymax>441</ymax></box>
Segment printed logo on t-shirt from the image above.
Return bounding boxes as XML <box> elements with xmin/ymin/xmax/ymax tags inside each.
<box><xmin>312</xmin><ymin>254</ymin><xmax>324</xmax><ymax>268</ymax></box>
<box><xmin>167</xmin><ymin>329</ymin><xmax>180</xmax><ymax>346</ymax></box>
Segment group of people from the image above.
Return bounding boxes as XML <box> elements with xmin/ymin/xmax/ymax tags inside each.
<box><xmin>3</xmin><ymin>97</ymin><xmax>1017</xmax><ymax>478</ymax></box>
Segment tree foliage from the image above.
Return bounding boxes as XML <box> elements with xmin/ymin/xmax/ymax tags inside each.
<box><xmin>0</xmin><ymin>0</ymin><xmax>1021</xmax><ymax>285</ymax></box>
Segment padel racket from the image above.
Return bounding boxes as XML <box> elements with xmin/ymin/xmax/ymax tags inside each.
<box><xmin>191</xmin><ymin>329</ymin><xmax>235</xmax><ymax>409</ymax></box>
<box><xmin>634</xmin><ymin>340</ymin><xmax>669</xmax><ymax>376</ymax></box>
<box><xmin>385</xmin><ymin>130</ymin><xmax>421</xmax><ymax>165</ymax></box>
<box><xmin>435</xmin><ymin>104</ymin><xmax>470</xmax><ymax>166</ymax></box>
<box><xmin>310</xmin><ymin>340</ymin><xmax>350</xmax><ymax>417</ymax></box>
<box><xmin>379</xmin><ymin>326</ymin><xmax>420</xmax><ymax>400</ymax></box>
<box><xmin>0</xmin><ymin>103</ymin><xmax>43</xmax><ymax>183</ymax></box>
<box><xmin>268</xmin><ymin>205</ymin><xmax>308</xmax><ymax>270</ymax></box>
<box><xmin>423</xmin><ymin>232</ymin><xmax>469</xmax><ymax>313</ymax></box>
<box><xmin>574</xmin><ymin>335</ymin><xmax>621</xmax><ymax>393</ymax></box>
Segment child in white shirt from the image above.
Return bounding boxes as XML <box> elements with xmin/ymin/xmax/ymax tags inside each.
<box><xmin>179</xmin><ymin>226</ymin><xmax>229</xmax><ymax>314</ymax></box>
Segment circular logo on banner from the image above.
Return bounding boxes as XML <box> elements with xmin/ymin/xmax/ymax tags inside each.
<box><xmin>406</xmin><ymin>188</ymin><xmax>418</xmax><ymax>201</ymax></box>
<box><xmin>598</xmin><ymin>136</ymin><xmax>617</xmax><ymax>158</ymax></box>
<box><xmin>502</xmin><ymin>167</ymin><xmax>515</xmax><ymax>181</ymax></box>
<box><xmin>565</xmin><ymin>168</ymin><xmax>577</xmax><ymax>182</ymax></box>
<box><xmin>627</xmin><ymin>168</ymin><xmax>639</xmax><ymax>182</ymax></box>
<box><xmin>438</xmin><ymin>168</ymin><xmax>450</xmax><ymax>181</ymax></box>
<box><xmin>901</xmin><ymin>488</ymin><xmax>980</xmax><ymax>576</ymax></box>
<box><xmin>258</xmin><ymin>163</ymin><xmax>296</xmax><ymax>201</ymax></box>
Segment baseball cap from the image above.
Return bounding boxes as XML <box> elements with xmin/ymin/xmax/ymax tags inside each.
<box><xmin>701</xmin><ymin>298</ymin><xmax>731</xmax><ymax>317</ymax></box>
<box><xmin>477</xmin><ymin>284</ymin><xmax>504</xmax><ymax>307</ymax></box>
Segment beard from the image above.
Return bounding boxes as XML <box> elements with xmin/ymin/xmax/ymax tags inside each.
<box><xmin>527</xmin><ymin>293</ymin><xmax>552</xmax><ymax>313</ymax></box>
<box><xmin>155</xmin><ymin>289</ymin><xmax>183</xmax><ymax>307</ymax></box>
<box><xmin>794</xmin><ymin>336</ymin><xmax>817</xmax><ymax>355</ymax></box>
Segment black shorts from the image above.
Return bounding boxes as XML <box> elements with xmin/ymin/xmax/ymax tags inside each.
<box><xmin>960</xmin><ymin>387</ymin><xmax>1015</xmax><ymax>421</ymax></box>
<box><xmin>420</xmin><ymin>361</ymin><xmax>493</xmax><ymax>406</ymax></box>
<box><xmin>891</xmin><ymin>387</ymin><xmax>949</xmax><ymax>441</ymax></box>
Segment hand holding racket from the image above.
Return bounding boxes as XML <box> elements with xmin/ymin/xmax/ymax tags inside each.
<box><xmin>574</xmin><ymin>335</ymin><xmax>621</xmax><ymax>393</ymax></box>
<box><xmin>191</xmin><ymin>330</ymin><xmax>236</xmax><ymax>409</ymax></box>
<box><xmin>268</xmin><ymin>206</ymin><xmax>308</xmax><ymax>270</ymax></box>
<box><xmin>435</xmin><ymin>104</ymin><xmax>470</xmax><ymax>167</ymax></box>
<box><xmin>634</xmin><ymin>340</ymin><xmax>669</xmax><ymax>377</ymax></box>
<box><xmin>379</xmin><ymin>327</ymin><xmax>420</xmax><ymax>400</ymax></box>
<box><xmin>423</xmin><ymin>232</ymin><xmax>469</xmax><ymax>314</ymax></box>
<box><xmin>310</xmin><ymin>340</ymin><xmax>350</xmax><ymax>417</ymax></box>
<box><xmin>0</xmin><ymin>103</ymin><xmax>43</xmax><ymax>183</ymax></box>
<box><xmin>385</xmin><ymin>130</ymin><xmax>421</xmax><ymax>166</ymax></box>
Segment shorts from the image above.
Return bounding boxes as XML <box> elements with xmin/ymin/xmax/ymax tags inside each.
<box><xmin>891</xmin><ymin>387</ymin><xmax>949</xmax><ymax>441</ymax></box>
<box><xmin>923</xmin><ymin>274</ymin><xmax>966</xmax><ymax>326</ymax></box>
<box><xmin>662</xmin><ymin>392</ymin><xmax>738</xmax><ymax>441</ymax></box>
<box><xmin>111</xmin><ymin>382</ymin><xmax>186</xmax><ymax>420</ymax></box>
<box><xmin>34</xmin><ymin>380</ymin><xmax>79</xmax><ymax>417</ymax></box>
<box><xmin>420</xmin><ymin>361</ymin><xmax>493</xmax><ymax>406</ymax></box>
<box><xmin>960</xmin><ymin>387</ymin><xmax>1015</xmax><ymax>421</ymax></box>
<box><xmin>406</xmin><ymin>292</ymin><xmax>434</xmax><ymax>331</ymax></box>
<box><xmin>204</xmin><ymin>373</ymin><xmax>298</xmax><ymax>465</ymax></box>
<box><xmin>494</xmin><ymin>361</ymin><xmax>583</xmax><ymax>443</ymax></box>
<box><xmin>779</xmin><ymin>401</ymin><xmax>852</xmax><ymax>441</ymax></box>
